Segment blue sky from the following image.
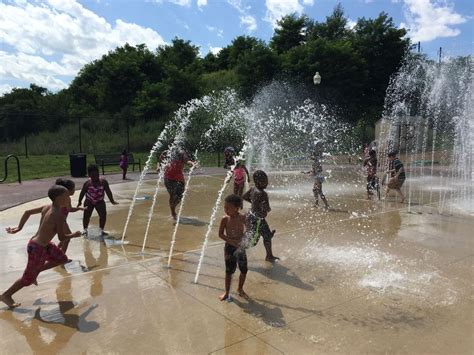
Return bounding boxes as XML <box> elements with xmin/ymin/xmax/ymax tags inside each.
<box><xmin>0</xmin><ymin>0</ymin><xmax>472</xmax><ymax>95</ymax></box>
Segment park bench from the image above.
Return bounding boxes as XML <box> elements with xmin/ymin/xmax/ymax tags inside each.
<box><xmin>94</xmin><ymin>153</ymin><xmax>141</xmax><ymax>175</ymax></box>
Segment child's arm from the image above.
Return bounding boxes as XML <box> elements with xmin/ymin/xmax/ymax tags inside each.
<box><xmin>55</xmin><ymin>213</ymin><xmax>81</xmax><ymax>240</ymax></box>
<box><xmin>242</xmin><ymin>188</ymin><xmax>252</xmax><ymax>203</ymax></box>
<box><xmin>77</xmin><ymin>181</ymin><xmax>88</xmax><ymax>207</ymax></box>
<box><xmin>218</xmin><ymin>217</ymin><xmax>229</xmax><ymax>242</ymax></box>
<box><xmin>103</xmin><ymin>180</ymin><xmax>119</xmax><ymax>205</ymax></box>
<box><xmin>6</xmin><ymin>206</ymin><xmax>45</xmax><ymax>234</ymax></box>
<box><xmin>244</xmin><ymin>165</ymin><xmax>250</xmax><ymax>183</ymax></box>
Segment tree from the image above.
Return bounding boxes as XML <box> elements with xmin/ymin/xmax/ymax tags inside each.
<box><xmin>270</xmin><ymin>13</ymin><xmax>308</xmax><ymax>54</ymax></box>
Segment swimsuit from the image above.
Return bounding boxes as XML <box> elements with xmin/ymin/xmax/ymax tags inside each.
<box><xmin>86</xmin><ymin>179</ymin><xmax>105</xmax><ymax>205</ymax></box>
<box><xmin>233</xmin><ymin>166</ymin><xmax>246</xmax><ymax>186</ymax></box>
<box><xmin>224</xmin><ymin>244</ymin><xmax>248</xmax><ymax>274</ymax></box>
<box><xmin>21</xmin><ymin>240</ymin><xmax>68</xmax><ymax>286</ymax></box>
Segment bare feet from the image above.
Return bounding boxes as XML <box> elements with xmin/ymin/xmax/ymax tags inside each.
<box><xmin>0</xmin><ymin>294</ymin><xmax>20</xmax><ymax>309</ymax></box>
<box><xmin>265</xmin><ymin>256</ymin><xmax>280</xmax><ymax>262</ymax></box>
<box><xmin>219</xmin><ymin>293</ymin><xmax>230</xmax><ymax>301</ymax></box>
<box><xmin>237</xmin><ymin>289</ymin><xmax>249</xmax><ymax>299</ymax></box>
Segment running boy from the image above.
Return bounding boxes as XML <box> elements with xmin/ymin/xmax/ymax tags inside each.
<box><xmin>242</xmin><ymin>170</ymin><xmax>278</xmax><ymax>262</ymax></box>
<box><xmin>6</xmin><ymin>179</ymin><xmax>83</xmax><ymax>253</ymax></box>
<box><xmin>1</xmin><ymin>185</ymin><xmax>81</xmax><ymax>308</ymax></box>
<box><xmin>218</xmin><ymin>194</ymin><xmax>248</xmax><ymax>301</ymax></box>
<box><xmin>78</xmin><ymin>164</ymin><xmax>118</xmax><ymax>237</ymax></box>
<box><xmin>233</xmin><ymin>160</ymin><xmax>250</xmax><ymax>196</ymax></box>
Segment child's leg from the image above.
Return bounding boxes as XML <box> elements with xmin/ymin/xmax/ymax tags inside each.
<box><xmin>237</xmin><ymin>251</ymin><xmax>248</xmax><ymax>297</ymax></box>
<box><xmin>220</xmin><ymin>245</ymin><xmax>235</xmax><ymax>301</ymax></box>
<box><xmin>42</xmin><ymin>242</ymin><xmax>69</xmax><ymax>272</ymax></box>
<box><xmin>83</xmin><ymin>202</ymin><xmax>94</xmax><ymax>229</ymax></box>
<box><xmin>1</xmin><ymin>279</ymin><xmax>23</xmax><ymax>308</ymax></box>
<box><xmin>96</xmin><ymin>200</ymin><xmax>107</xmax><ymax>230</ymax></box>
<box><xmin>319</xmin><ymin>191</ymin><xmax>329</xmax><ymax>208</ymax></box>
<box><xmin>233</xmin><ymin>183</ymin><xmax>239</xmax><ymax>195</ymax></box>
<box><xmin>396</xmin><ymin>188</ymin><xmax>405</xmax><ymax>203</ymax></box>
<box><xmin>312</xmin><ymin>182</ymin><xmax>320</xmax><ymax>205</ymax></box>
<box><xmin>122</xmin><ymin>167</ymin><xmax>127</xmax><ymax>179</ymax></box>
<box><xmin>261</xmin><ymin>220</ymin><xmax>278</xmax><ymax>261</ymax></box>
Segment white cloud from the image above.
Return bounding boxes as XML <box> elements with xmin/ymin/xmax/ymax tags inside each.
<box><xmin>401</xmin><ymin>0</ymin><xmax>467</xmax><ymax>42</ymax></box>
<box><xmin>197</xmin><ymin>0</ymin><xmax>207</xmax><ymax>7</ymax></box>
<box><xmin>264</xmin><ymin>0</ymin><xmax>313</xmax><ymax>28</ymax></box>
<box><xmin>152</xmin><ymin>0</ymin><xmax>192</xmax><ymax>6</ymax></box>
<box><xmin>240</xmin><ymin>15</ymin><xmax>257</xmax><ymax>32</ymax></box>
<box><xmin>227</xmin><ymin>0</ymin><xmax>258</xmax><ymax>32</ymax></box>
<box><xmin>346</xmin><ymin>19</ymin><xmax>357</xmax><ymax>30</ymax></box>
<box><xmin>0</xmin><ymin>0</ymin><xmax>166</xmax><ymax>91</ymax></box>
<box><xmin>209</xmin><ymin>46</ymin><xmax>222</xmax><ymax>55</ymax></box>
<box><xmin>0</xmin><ymin>83</ymin><xmax>14</xmax><ymax>96</ymax></box>
<box><xmin>206</xmin><ymin>25</ymin><xmax>225</xmax><ymax>36</ymax></box>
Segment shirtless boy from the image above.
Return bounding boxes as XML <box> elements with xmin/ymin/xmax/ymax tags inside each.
<box><xmin>218</xmin><ymin>194</ymin><xmax>248</xmax><ymax>301</ymax></box>
<box><xmin>1</xmin><ymin>185</ymin><xmax>81</xmax><ymax>308</ymax></box>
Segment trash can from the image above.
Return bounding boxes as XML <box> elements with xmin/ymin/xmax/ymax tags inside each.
<box><xmin>69</xmin><ymin>154</ymin><xmax>87</xmax><ymax>177</ymax></box>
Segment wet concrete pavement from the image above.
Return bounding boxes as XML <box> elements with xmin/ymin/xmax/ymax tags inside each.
<box><xmin>0</xmin><ymin>169</ymin><xmax>472</xmax><ymax>354</ymax></box>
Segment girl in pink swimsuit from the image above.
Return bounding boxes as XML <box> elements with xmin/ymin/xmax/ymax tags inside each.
<box><xmin>78</xmin><ymin>164</ymin><xmax>118</xmax><ymax>237</ymax></box>
<box><xmin>233</xmin><ymin>161</ymin><xmax>250</xmax><ymax>197</ymax></box>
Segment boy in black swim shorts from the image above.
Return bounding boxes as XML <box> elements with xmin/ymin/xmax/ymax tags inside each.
<box><xmin>218</xmin><ymin>194</ymin><xmax>248</xmax><ymax>301</ymax></box>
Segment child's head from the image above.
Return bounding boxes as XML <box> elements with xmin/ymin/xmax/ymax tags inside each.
<box><xmin>55</xmin><ymin>178</ymin><xmax>75</xmax><ymax>195</ymax></box>
<box><xmin>387</xmin><ymin>151</ymin><xmax>397</xmax><ymax>160</ymax></box>
<box><xmin>253</xmin><ymin>170</ymin><xmax>268</xmax><ymax>189</ymax></box>
<box><xmin>224</xmin><ymin>146</ymin><xmax>235</xmax><ymax>157</ymax></box>
<box><xmin>48</xmin><ymin>185</ymin><xmax>70</xmax><ymax>207</ymax></box>
<box><xmin>369</xmin><ymin>149</ymin><xmax>377</xmax><ymax>157</ymax></box>
<box><xmin>224</xmin><ymin>194</ymin><xmax>243</xmax><ymax>216</ymax></box>
<box><xmin>122</xmin><ymin>149</ymin><xmax>127</xmax><ymax>155</ymax></box>
<box><xmin>88</xmin><ymin>164</ymin><xmax>100</xmax><ymax>179</ymax></box>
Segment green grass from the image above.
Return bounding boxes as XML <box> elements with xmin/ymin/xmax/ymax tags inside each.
<box><xmin>0</xmin><ymin>152</ymin><xmax>221</xmax><ymax>183</ymax></box>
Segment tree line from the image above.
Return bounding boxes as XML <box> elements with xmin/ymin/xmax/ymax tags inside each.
<box><xmin>1</xmin><ymin>5</ymin><xmax>412</xmax><ymax>145</ymax></box>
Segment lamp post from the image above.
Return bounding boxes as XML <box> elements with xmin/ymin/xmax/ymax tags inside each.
<box><xmin>313</xmin><ymin>71</ymin><xmax>321</xmax><ymax>85</ymax></box>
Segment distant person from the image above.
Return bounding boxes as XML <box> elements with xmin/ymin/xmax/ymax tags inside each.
<box><xmin>223</xmin><ymin>146</ymin><xmax>236</xmax><ymax>169</ymax></box>
<box><xmin>242</xmin><ymin>170</ymin><xmax>278</xmax><ymax>262</ymax></box>
<box><xmin>363</xmin><ymin>143</ymin><xmax>370</xmax><ymax>158</ymax></box>
<box><xmin>78</xmin><ymin>164</ymin><xmax>119</xmax><ymax>238</ymax></box>
<box><xmin>119</xmin><ymin>150</ymin><xmax>129</xmax><ymax>180</ymax></box>
<box><xmin>5</xmin><ymin>179</ymin><xmax>83</xmax><ymax>254</ymax></box>
<box><xmin>159</xmin><ymin>149</ymin><xmax>196</xmax><ymax>220</ymax></box>
<box><xmin>363</xmin><ymin>150</ymin><xmax>378</xmax><ymax>200</ymax></box>
<box><xmin>304</xmin><ymin>143</ymin><xmax>329</xmax><ymax>209</ymax></box>
<box><xmin>233</xmin><ymin>160</ymin><xmax>250</xmax><ymax>197</ymax></box>
<box><xmin>385</xmin><ymin>151</ymin><xmax>405</xmax><ymax>203</ymax></box>
<box><xmin>1</xmin><ymin>185</ymin><xmax>82</xmax><ymax>308</ymax></box>
<box><xmin>218</xmin><ymin>194</ymin><xmax>248</xmax><ymax>301</ymax></box>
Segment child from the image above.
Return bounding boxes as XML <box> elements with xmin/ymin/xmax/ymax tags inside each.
<box><xmin>6</xmin><ymin>179</ymin><xmax>83</xmax><ymax>253</ymax></box>
<box><xmin>242</xmin><ymin>170</ymin><xmax>278</xmax><ymax>262</ymax></box>
<box><xmin>119</xmin><ymin>150</ymin><xmax>128</xmax><ymax>180</ymax></box>
<box><xmin>363</xmin><ymin>150</ymin><xmax>378</xmax><ymax>200</ymax></box>
<box><xmin>159</xmin><ymin>149</ymin><xmax>196</xmax><ymax>220</ymax></box>
<box><xmin>1</xmin><ymin>185</ymin><xmax>82</xmax><ymax>308</ymax></box>
<box><xmin>233</xmin><ymin>160</ymin><xmax>250</xmax><ymax>197</ymax></box>
<box><xmin>218</xmin><ymin>194</ymin><xmax>248</xmax><ymax>301</ymax></box>
<box><xmin>305</xmin><ymin>145</ymin><xmax>329</xmax><ymax>209</ymax></box>
<box><xmin>385</xmin><ymin>151</ymin><xmax>406</xmax><ymax>203</ymax></box>
<box><xmin>78</xmin><ymin>164</ymin><xmax>119</xmax><ymax>237</ymax></box>
<box><xmin>223</xmin><ymin>146</ymin><xmax>235</xmax><ymax>169</ymax></box>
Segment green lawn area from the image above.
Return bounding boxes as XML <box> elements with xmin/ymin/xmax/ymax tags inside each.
<box><xmin>0</xmin><ymin>152</ymin><xmax>221</xmax><ymax>183</ymax></box>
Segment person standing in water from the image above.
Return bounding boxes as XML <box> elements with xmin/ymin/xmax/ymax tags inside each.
<box><xmin>304</xmin><ymin>143</ymin><xmax>329</xmax><ymax>209</ymax></box>
<box><xmin>159</xmin><ymin>149</ymin><xmax>196</xmax><ymax>220</ymax></box>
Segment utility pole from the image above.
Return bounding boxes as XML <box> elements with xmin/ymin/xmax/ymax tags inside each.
<box><xmin>417</xmin><ymin>41</ymin><xmax>420</xmax><ymax>53</ymax></box>
<box><xmin>438</xmin><ymin>47</ymin><xmax>442</xmax><ymax>65</ymax></box>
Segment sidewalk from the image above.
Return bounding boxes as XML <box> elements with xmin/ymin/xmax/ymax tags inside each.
<box><xmin>0</xmin><ymin>167</ymin><xmax>225</xmax><ymax>211</ymax></box>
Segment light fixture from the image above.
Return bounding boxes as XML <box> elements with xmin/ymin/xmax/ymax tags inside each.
<box><xmin>313</xmin><ymin>71</ymin><xmax>321</xmax><ymax>85</ymax></box>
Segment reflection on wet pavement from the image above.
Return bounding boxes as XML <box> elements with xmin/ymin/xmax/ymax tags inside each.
<box><xmin>0</xmin><ymin>171</ymin><xmax>472</xmax><ymax>354</ymax></box>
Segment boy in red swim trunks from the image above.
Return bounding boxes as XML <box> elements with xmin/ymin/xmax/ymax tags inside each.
<box><xmin>1</xmin><ymin>185</ymin><xmax>82</xmax><ymax>309</ymax></box>
<box><xmin>78</xmin><ymin>164</ymin><xmax>118</xmax><ymax>237</ymax></box>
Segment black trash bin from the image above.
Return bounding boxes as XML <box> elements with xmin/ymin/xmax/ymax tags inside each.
<box><xmin>69</xmin><ymin>154</ymin><xmax>87</xmax><ymax>177</ymax></box>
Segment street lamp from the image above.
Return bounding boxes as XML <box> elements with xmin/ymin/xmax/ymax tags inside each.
<box><xmin>313</xmin><ymin>71</ymin><xmax>321</xmax><ymax>85</ymax></box>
